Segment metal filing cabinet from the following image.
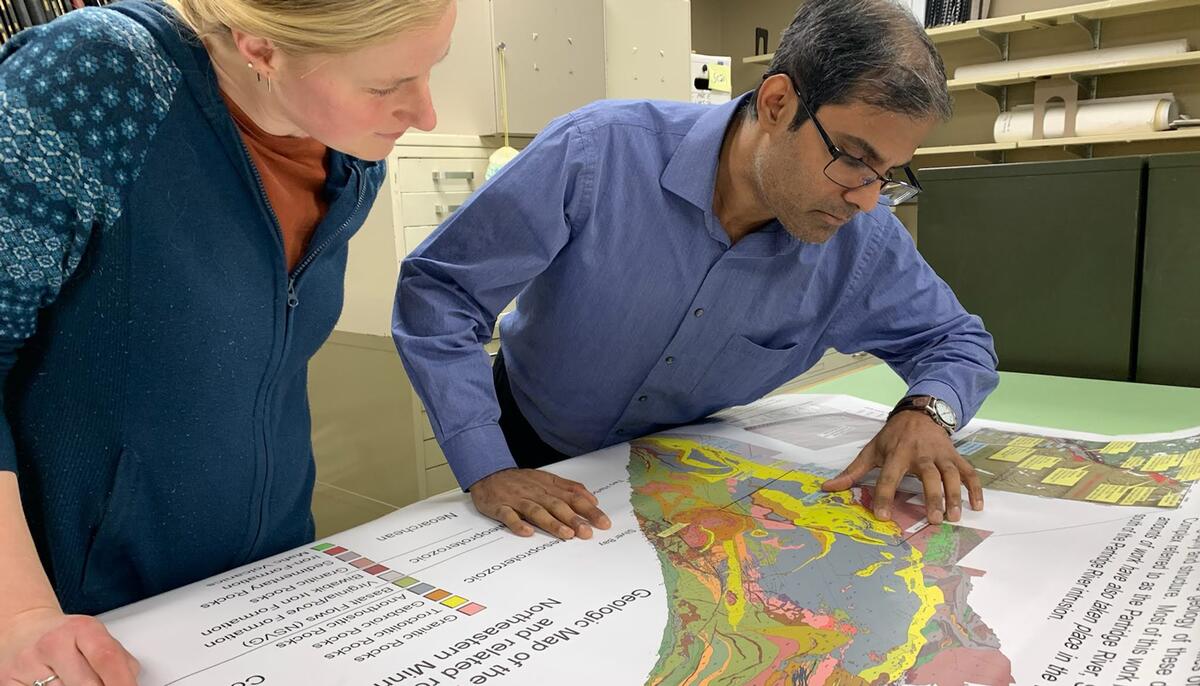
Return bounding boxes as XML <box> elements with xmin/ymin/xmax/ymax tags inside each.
<box><xmin>1138</xmin><ymin>152</ymin><xmax>1200</xmax><ymax>388</ymax></box>
<box><xmin>916</xmin><ymin>157</ymin><xmax>1146</xmax><ymax>381</ymax></box>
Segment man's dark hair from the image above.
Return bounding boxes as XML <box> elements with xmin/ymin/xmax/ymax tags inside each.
<box><xmin>747</xmin><ymin>0</ymin><xmax>952</xmax><ymax>128</ymax></box>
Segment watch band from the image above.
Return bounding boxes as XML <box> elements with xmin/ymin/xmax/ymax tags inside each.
<box><xmin>889</xmin><ymin>395</ymin><xmax>956</xmax><ymax>434</ymax></box>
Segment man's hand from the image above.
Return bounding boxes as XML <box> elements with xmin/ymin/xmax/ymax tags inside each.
<box><xmin>470</xmin><ymin>469</ymin><xmax>612</xmax><ymax>539</ymax></box>
<box><xmin>821</xmin><ymin>411</ymin><xmax>984</xmax><ymax>524</ymax></box>
<box><xmin>0</xmin><ymin>607</ymin><xmax>140</xmax><ymax>686</ymax></box>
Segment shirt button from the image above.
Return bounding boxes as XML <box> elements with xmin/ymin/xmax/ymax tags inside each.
<box><xmin>665</xmin><ymin>356</ymin><xmax>675</xmax><ymax>365</ymax></box>
<box><xmin>694</xmin><ymin>308</ymin><xmax>705</xmax><ymax>317</ymax></box>
<box><xmin>616</xmin><ymin>429</ymin><xmax>627</xmax><ymax>435</ymax></box>
<box><xmin>638</xmin><ymin>395</ymin><xmax>648</xmax><ymax>402</ymax></box>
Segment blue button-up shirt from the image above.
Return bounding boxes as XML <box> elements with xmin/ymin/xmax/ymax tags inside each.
<box><xmin>394</xmin><ymin>95</ymin><xmax>998</xmax><ymax>489</ymax></box>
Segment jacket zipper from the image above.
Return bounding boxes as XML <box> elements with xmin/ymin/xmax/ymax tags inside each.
<box><xmin>285</xmin><ymin>181</ymin><xmax>367</xmax><ymax>307</ymax></box>
<box><xmin>240</xmin><ymin>147</ymin><xmax>368</xmax><ymax>561</ymax></box>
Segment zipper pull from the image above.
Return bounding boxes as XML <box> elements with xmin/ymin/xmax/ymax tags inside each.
<box><xmin>287</xmin><ymin>279</ymin><xmax>299</xmax><ymax>308</ymax></box>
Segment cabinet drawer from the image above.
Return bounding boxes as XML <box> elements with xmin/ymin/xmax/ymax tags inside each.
<box><xmin>425</xmin><ymin>463</ymin><xmax>459</xmax><ymax>496</ymax></box>
<box><xmin>394</xmin><ymin>158</ymin><xmax>490</xmax><ymax>193</ymax></box>
<box><xmin>399</xmin><ymin>191</ymin><xmax>473</xmax><ymax>227</ymax></box>
<box><xmin>422</xmin><ymin>436</ymin><xmax>447</xmax><ymax>469</ymax></box>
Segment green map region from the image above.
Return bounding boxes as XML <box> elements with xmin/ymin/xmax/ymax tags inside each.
<box><xmin>629</xmin><ymin>434</ymin><xmax>1013</xmax><ymax>686</ymax></box>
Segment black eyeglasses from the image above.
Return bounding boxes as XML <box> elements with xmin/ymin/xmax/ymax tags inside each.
<box><xmin>794</xmin><ymin>89</ymin><xmax>923</xmax><ymax>206</ymax></box>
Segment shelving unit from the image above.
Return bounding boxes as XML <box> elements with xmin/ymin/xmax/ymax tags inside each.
<box><xmin>946</xmin><ymin>51</ymin><xmax>1200</xmax><ymax>92</ymax></box>
<box><xmin>742</xmin><ymin>0</ymin><xmax>1200</xmax><ymax>165</ymax></box>
<box><xmin>928</xmin><ymin>0</ymin><xmax>1200</xmax><ymax>49</ymax></box>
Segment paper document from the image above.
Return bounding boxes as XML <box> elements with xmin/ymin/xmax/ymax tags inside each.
<box><xmin>103</xmin><ymin>395</ymin><xmax>1200</xmax><ymax>685</ymax></box>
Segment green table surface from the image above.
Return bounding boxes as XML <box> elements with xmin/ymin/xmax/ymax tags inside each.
<box><xmin>802</xmin><ymin>365</ymin><xmax>1200</xmax><ymax>434</ymax></box>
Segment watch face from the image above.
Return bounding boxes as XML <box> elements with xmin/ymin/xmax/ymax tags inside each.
<box><xmin>932</xmin><ymin>399</ymin><xmax>957</xmax><ymax>427</ymax></box>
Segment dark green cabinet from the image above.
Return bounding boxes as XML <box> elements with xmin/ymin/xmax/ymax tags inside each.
<box><xmin>917</xmin><ymin>157</ymin><xmax>1145</xmax><ymax>382</ymax></box>
<box><xmin>1137</xmin><ymin>153</ymin><xmax>1200</xmax><ymax>388</ymax></box>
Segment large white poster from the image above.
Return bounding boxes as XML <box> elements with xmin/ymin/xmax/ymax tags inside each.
<box><xmin>102</xmin><ymin>395</ymin><xmax>1200</xmax><ymax>686</ymax></box>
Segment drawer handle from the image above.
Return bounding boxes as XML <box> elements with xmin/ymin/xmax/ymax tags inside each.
<box><xmin>432</xmin><ymin>170</ymin><xmax>476</xmax><ymax>182</ymax></box>
<box><xmin>435</xmin><ymin>204</ymin><xmax>462</xmax><ymax>216</ymax></box>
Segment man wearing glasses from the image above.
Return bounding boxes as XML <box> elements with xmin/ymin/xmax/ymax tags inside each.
<box><xmin>394</xmin><ymin>0</ymin><xmax>998</xmax><ymax>541</ymax></box>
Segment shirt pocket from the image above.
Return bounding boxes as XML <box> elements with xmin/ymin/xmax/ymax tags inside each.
<box><xmin>689</xmin><ymin>334</ymin><xmax>800</xmax><ymax>410</ymax></box>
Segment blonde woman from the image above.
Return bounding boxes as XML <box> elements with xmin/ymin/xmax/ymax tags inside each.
<box><xmin>0</xmin><ymin>0</ymin><xmax>454</xmax><ymax>683</ymax></box>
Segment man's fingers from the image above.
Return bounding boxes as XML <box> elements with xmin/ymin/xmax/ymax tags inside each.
<box><xmin>555</xmin><ymin>476</ymin><xmax>600</xmax><ymax>507</ymax></box>
<box><xmin>572</xmin><ymin>500</ymin><xmax>611</xmax><ymax>530</ymax></box>
<box><xmin>494</xmin><ymin>505</ymin><xmax>534</xmax><ymax>537</ymax></box>
<box><xmin>917</xmin><ymin>460</ymin><xmax>945</xmax><ymax>525</ymax></box>
<box><xmin>822</xmin><ymin>445</ymin><xmax>878</xmax><ymax>492</ymax></box>
<box><xmin>958</xmin><ymin>456</ymin><xmax>985</xmax><ymax>511</ymax></box>
<box><xmin>542</xmin><ymin>497</ymin><xmax>593</xmax><ymax>540</ymax></box>
<box><xmin>936</xmin><ymin>457</ymin><xmax>964</xmax><ymax>522</ymax></box>
<box><xmin>872</xmin><ymin>455</ymin><xmax>906</xmax><ymax>521</ymax></box>
<box><xmin>516</xmin><ymin>500</ymin><xmax>575</xmax><ymax>540</ymax></box>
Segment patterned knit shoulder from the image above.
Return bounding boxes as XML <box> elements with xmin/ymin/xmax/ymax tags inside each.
<box><xmin>0</xmin><ymin>7</ymin><xmax>182</xmax><ymax>340</ymax></box>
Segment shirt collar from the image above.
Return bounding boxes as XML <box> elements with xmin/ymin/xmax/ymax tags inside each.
<box><xmin>660</xmin><ymin>94</ymin><xmax>749</xmax><ymax>215</ymax></box>
<box><xmin>661</xmin><ymin>93</ymin><xmax>797</xmax><ymax>255</ymax></box>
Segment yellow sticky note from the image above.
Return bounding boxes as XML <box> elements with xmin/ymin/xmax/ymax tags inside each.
<box><xmin>1043</xmin><ymin>467</ymin><xmax>1088</xmax><ymax>487</ymax></box>
<box><xmin>1177</xmin><ymin>464</ymin><xmax>1200</xmax><ymax>482</ymax></box>
<box><xmin>1008</xmin><ymin>436</ymin><xmax>1043</xmax><ymax>448</ymax></box>
<box><xmin>1183</xmin><ymin>449</ymin><xmax>1200</xmax><ymax>467</ymax></box>
<box><xmin>708</xmin><ymin>63</ymin><xmax>732</xmax><ymax>93</ymax></box>
<box><xmin>1121</xmin><ymin>456</ymin><xmax>1146</xmax><ymax>470</ymax></box>
<box><xmin>1143</xmin><ymin>454</ymin><xmax>1182</xmax><ymax>472</ymax></box>
<box><xmin>1017</xmin><ymin>454</ymin><xmax>1060</xmax><ymax>470</ymax></box>
<box><xmin>1158</xmin><ymin>493</ymin><xmax>1182</xmax><ymax>508</ymax></box>
<box><xmin>1101</xmin><ymin>441</ymin><xmax>1136</xmax><ymax>455</ymax></box>
<box><xmin>1120</xmin><ymin>486</ymin><xmax>1155</xmax><ymax>505</ymax></box>
<box><xmin>990</xmin><ymin>446</ymin><xmax>1035</xmax><ymax>462</ymax></box>
<box><xmin>1086</xmin><ymin>484</ymin><xmax>1129</xmax><ymax>504</ymax></box>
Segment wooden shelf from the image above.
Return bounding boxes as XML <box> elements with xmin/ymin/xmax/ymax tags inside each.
<box><xmin>928</xmin><ymin>0</ymin><xmax>1200</xmax><ymax>45</ymax></box>
<box><xmin>918</xmin><ymin>142</ymin><xmax>1017</xmax><ymax>155</ymax></box>
<box><xmin>1015</xmin><ymin>126</ymin><xmax>1200</xmax><ymax>149</ymax></box>
<box><xmin>744</xmin><ymin>0</ymin><xmax>1200</xmax><ymax>63</ymax></box>
<box><xmin>915</xmin><ymin>128</ymin><xmax>1200</xmax><ymax>158</ymax></box>
<box><xmin>925</xmin><ymin>16</ymin><xmax>1039</xmax><ymax>44</ymax></box>
<box><xmin>947</xmin><ymin>51</ymin><xmax>1200</xmax><ymax>91</ymax></box>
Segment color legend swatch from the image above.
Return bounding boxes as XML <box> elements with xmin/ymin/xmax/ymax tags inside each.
<box><xmin>311</xmin><ymin>543</ymin><xmax>485</xmax><ymax>615</ymax></box>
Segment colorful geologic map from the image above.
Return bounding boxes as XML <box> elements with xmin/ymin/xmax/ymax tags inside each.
<box><xmin>629</xmin><ymin>435</ymin><xmax>1014</xmax><ymax>686</ymax></box>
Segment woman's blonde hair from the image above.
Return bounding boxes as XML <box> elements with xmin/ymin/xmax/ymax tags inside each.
<box><xmin>163</xmin><ymin>0</ymin><xmax>453</xmax><ymax>54</ymax></box>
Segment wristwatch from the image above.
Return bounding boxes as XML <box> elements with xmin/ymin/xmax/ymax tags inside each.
<box><xmin>888</xmin><ymin>395</ymin><xmax>958</xmax><ymax>435</ymax></box>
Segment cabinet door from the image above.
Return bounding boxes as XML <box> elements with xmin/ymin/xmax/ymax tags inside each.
<box><xmin>604</xmin><ymin>0</ymin><xmax>692</xmax><ymax>102</ymax></box>
<box><xmin>917</xmin><ymin>157</ymin><xmax>1145</xmax><ymax>382</ymax></box>
<box><xmin>492</xmin><ymin>0</ymin><xmax>606</xmax><ymax>134</ymax></box>
<box><xmin>1137</xmin><ymin>154</ymin><xmax>1200</xmax><ymax>388</ymax></box>
<box><xmin>429</xmin><ymin>0</ymin><xmax>498</xmax><ymax>135</ymax></box>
